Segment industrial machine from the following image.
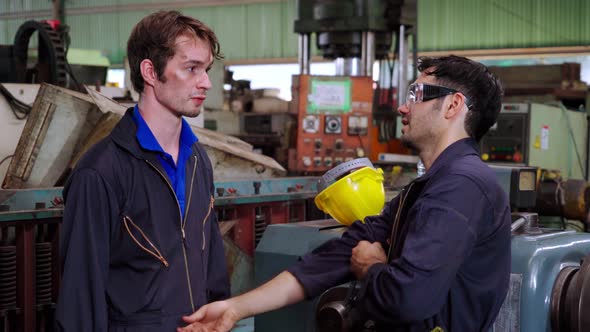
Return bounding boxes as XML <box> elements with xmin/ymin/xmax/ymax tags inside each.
<box><xmin>289</xmin><ymin>75</ymin><xmax>376</xmax><ymax>171</ymax></box>
<box><xmin>535</xmin><ymin>171</ymin><xmax>590</xmax><ymax>230</ymax></box>
<box><xmin>0</xmin><ymin>20</ymin><xmax>68</xmax><ymax>88</ymax></box>
<box><xmin>0</xmin><ymin>187</ymin><xmax>63</xmax><ymax>332</ymax></box>
<box><xmin>254</xmin><ymin>165</ymin><xmax>590</xmax><ymax>332</ymax></box>
<box><xmin>481</xmin><ymin>102</ymin><xmax>590</xmax><ymax>230</ymax></box>
<box><xmin>288</xmin><ymin>0</ymin><xmax>416</xmax><ymax>173</ymax></box>
<box><xmin>239</xmin><ymin>112</ymin><xmax>296</xmax><ymax>168</ymax></box>
<box><xmin>480</xmin><ymin>102</ymin><xmax>588</xmax><ymax>180</ymax></box>
<box><xmin>510</xmin><ymin>214</ymin><xmax>590</xmax><ymax>332</ymax></box>
<box><xmin>0</xmin><ymin>20</ymin><xmax>111</xmax><ymax>93</ymax></box>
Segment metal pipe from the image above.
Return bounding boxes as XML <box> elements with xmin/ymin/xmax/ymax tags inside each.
<box><xmin>334</xmin><ymin>58</ymin><xmax>351</xmax><ymax>76</ymax></box>
<box><xmin>52</xmin><ymin>0</ymin><xmax>63</xmax><ymax>22</ymax></box>
<box><xmin>351</xmin><ymin>58</ymin><xmax>361</xmax><ymax>76</ymax></box>
<box><xmin>335</xmin><ymin>58</ymin><xmax>361</xmax><ymax>76</ymax></box>
<box><xmin>411</xmin><ymin>29</ymin><xmax>419</xmax><ymax>82</ymax></box>
<box><xmin>298</xmin><ymin>33</ymin><xmax>310</xmax><ymax>75</ymax></box>
<box><xmin>586</xmin><ymin>114</ymin><xmax>589</xmax><ymax>181</ymax></box>
<box><xmin>397</xmin><ymin>25</ymin><xmax>407</xmax><ymax>106</ymax></box>
<box><xmin>335</xmin><ymin>58</ymin><xmax>344</xmax><ymax>76</ymax></box>
<box><xmin>511</xmin><ymin>217</ymin><xmax>526</xmax><ymax>233</ymax></box>
<box><xmin>360</xmin><ymin>31</ymin><xmax>367</xmax><ymax>76</ymax></box>
<box><xmin>365</xmin><ymin>31</ymin><xmax>375</xmax><ymax>77</ymax></box>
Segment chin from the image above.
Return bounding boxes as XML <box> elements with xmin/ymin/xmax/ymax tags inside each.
<box><xmin>400</xmin><ymin>136</ymin><xmax>417</xmax><ymax>151</ymax></box>
<box><xmin>181</xmin><ymin>111</ymin><xmax>201</xmax><ymax>118</ymax></box>
<box><xmin>179</xmin><ymin>105</ymin><xmax>202</xmax><ymax>118</ymax></box>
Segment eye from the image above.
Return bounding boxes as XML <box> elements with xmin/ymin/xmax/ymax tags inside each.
<box><xmin>187</xmin><ymin>66</ymin><xmax>195</xmax><ymax>72</ymax></box>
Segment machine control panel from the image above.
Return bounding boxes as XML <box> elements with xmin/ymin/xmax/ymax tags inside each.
<box><xmin>289</xmin><ymin>75</ymin><xmax>374</xmax><ymax>173</ymax></box>
<box><xmin>480</xmin><ymin>103</ymin><xmax>530</xmax><ymax>164</ymax></box>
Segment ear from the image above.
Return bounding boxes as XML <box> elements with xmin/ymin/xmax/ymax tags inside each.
<box><xmin>140</xmin><ymin>59</ymin><xmax>158</xmax><ymax>88</ymax></box>
<box><xmin>443</xmin><ymin>93</ymin><xmax>468</xmax><ymax>119</ymax></box>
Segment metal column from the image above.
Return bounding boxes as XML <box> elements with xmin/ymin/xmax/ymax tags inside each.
<box><xmin>397</xmin><ymin>25</ymin><xmax>407</xmax><ymax>105</ymax></box>
<box><xmin>298</xmin><ymin>33</ymin><xmax>310</xmax><ymax>75</ymax></box>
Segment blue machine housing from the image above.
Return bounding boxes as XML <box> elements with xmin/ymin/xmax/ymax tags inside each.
<box><xmin>510</xmin><ymin>230</ymin><xmax>590</xmax><ymax>331</ymax></box>
<box><xmin>255</xmin><ymin>221</ymin><xmax>590</xmax><ymax>332</ymax></box>
<box><xmin>255</xmin><ymin>220</ymin><xmax>346</xmax><ymax>332</ymax></box>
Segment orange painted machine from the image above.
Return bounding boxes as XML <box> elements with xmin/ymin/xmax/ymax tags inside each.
<box><xmin>288</xmin><ymin>75</ymin><xmax>375</xmax><ymax>173</ymax></box>
<box><xmin>288</xmin><ymin>74</ymin><xmax>410</xmax><ymax>174</ymax></box>
<box><xmin>289</xmin><ymin>0</ymin><xmax>416</xmax><ymax>174</ymax></box>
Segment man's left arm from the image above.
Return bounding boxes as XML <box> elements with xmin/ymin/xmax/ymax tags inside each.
<box><xmin>358</xmin><ymin>175</ymin><xmax>486</xmax><ymax>323</ymax></box>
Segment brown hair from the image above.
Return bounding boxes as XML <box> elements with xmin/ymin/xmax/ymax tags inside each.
<box><xmin>127</xmin><ymin>10</ymin><xmax>222</xmax><ymax>93</ymax></box>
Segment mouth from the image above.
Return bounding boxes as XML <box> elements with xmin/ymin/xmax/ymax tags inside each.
<box><xmin>191</xmin><ymin>96</ymin><xmax>206</xmax><ymax>105</ymax></box>
<box><xmin>401</xmin><ymin>118</ymin><xmax>409</xmax><ymax>126</ymax></box>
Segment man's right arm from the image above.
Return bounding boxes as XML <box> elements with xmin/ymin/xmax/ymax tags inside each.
<box><xmin>179</xmin><ymin>271</ymin><xmax>305</xmax><ymax>332</ymax></box>
<box><xmin>55</xmin><ymin>169</ymin><xmax>114</xmax><ymax>331</ymax></box>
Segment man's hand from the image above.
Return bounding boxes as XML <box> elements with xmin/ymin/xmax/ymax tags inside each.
<box><xmin>351</xmin><ymin>240</ymin><xmax>387</xmax><ymax>279</ymax></box>
<box><xmin>177</xmin><ymin>300</ymin><xmax>240</xmax><ymax>332</ymax></box>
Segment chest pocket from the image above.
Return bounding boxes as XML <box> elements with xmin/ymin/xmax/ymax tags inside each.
<box><xmin>116</xmin><ymin>160</ymin><xmax>170</xmax><ymax>268</ymax></box>
<box><xmin>121</xmin><ymin>214</ymin><xmax>169</xmax><ymax>267</ymax></box>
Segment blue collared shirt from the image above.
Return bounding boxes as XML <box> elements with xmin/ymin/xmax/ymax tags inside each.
<box><xmin>132</xmin><ymin>105</ymin><xmax>198</xmax><ymax>217</ymax></box>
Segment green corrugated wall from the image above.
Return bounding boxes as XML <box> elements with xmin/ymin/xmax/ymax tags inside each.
<box><xmin>418</xmin><ymin>0</ymin><xmax>590</xmax><ymax>51</ymax></box>
<box><xmin>1</xmin><ymin>0</ymin><xmax>589</xmax><ymax>65</ymax></box>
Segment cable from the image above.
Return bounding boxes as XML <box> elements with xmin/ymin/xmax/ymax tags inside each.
<box><xmin>555</xmin><ymin>178</ymin><xmax>567</xmax><ymax>230</ymax></box>
<box><xmin>0</xmin><ymin>83</ymin><xmax>31</xmax><ymax>119</ymax></box>
<box><xmin>64</xmin><ymin>60</ymin><xmax>85</xmax><ymax>93</ymax></box>
<box><xmin>59</xmin><ymin>24</ymin><xmax>86</xmax><ymax>93</ymax></box>
<box><xmin>0</xmin><ymin>155</ymin><xmax>14</xmax><ymax>168</ymax></box>
<box><xmin>356</xmin><ymin>132</ymin><xmax>366</xmax><ymax>157</ymax></box>
<box><xmin>558</xmin><ymin>103</ymin><xmax>585</xmax><ymax>177</ymax></box>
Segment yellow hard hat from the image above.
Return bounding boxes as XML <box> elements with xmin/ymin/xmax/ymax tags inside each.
<box><xmin>315</xmin><ymin>159</ymin><xmax>385</xmax><ymax>226</ymax></box>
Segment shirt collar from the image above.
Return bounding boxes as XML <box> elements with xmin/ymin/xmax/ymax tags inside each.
<box><xmin>416</xmin><ymin>137</ymin><xmax>480</xmax><ymax>182</ymax></box>
<box><xmin>179</xmin><ymin>114</ymin><xmax>199</xmax><ymax>148</ymax></box>
<box><xmin>132</xmin><ymin>104</ymin><xmax>198</xmax><ymax>153</ymax></box>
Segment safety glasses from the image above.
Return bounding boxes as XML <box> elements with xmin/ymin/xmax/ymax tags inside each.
<box><xmin>405</xmin><ymin>83</ymin><xmax>471</xmax><ymax>108</ymax></box>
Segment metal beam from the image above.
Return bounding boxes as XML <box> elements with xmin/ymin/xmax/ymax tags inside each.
<box><xmin>0</xmin><ymin>0</ymin><xmax>281</xmax><ymax>19</ymax></box>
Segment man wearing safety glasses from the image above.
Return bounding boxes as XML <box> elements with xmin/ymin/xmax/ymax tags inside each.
<box><xmin>180</xmin><ymin>55</ymin><xmax>509</xmax><ymax>332</ymax></box>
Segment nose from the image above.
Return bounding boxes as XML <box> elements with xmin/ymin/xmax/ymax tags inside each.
<box><xmin>397</xmin><ymin>103</ymin><xmax>410</xmax><ymax>116</ymax></box>
<box><xmin>198</xmin><ymin>72</ymin><xmax>212</xmax><ymax>90</ymax></box>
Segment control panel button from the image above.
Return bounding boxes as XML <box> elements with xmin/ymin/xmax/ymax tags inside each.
<box><xmin>313</xmin><ymin>157</ymin><xmax>322</xmax><ymax>167</ymax></box>
<box><xmin>302</xmin><ymin>156</ymin><xmax>312</xmax><ymax>167</ymax></box>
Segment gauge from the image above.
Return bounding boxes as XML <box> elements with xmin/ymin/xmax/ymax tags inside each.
<box><xmin>518</xmin><ymin>170</ymin><xmax>535</xmax><ymax>191</ymax></box>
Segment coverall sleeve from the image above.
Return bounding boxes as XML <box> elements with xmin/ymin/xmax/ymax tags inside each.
<box><xmin>206</xmin><ymin>211</ymin><xmax>231</xmax><ymax>302</ymax></box>
<box><xmin>360</xmin><ymin>175</ymin><xmax>484</xmax><ymax>323</ymax></box>
<box><xmin>287</xmin><ymin>195</ymin><xmax>401</xmax><ymax>298</ymax></box>
<box><xmin>55</xmin><ymin>169</ymin><xmax>116</xmax><ymax>331</ymax></box>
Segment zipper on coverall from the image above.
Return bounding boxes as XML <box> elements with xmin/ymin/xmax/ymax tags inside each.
<box><xmin>145</xmin><ymin>156</ymin><xmax>198</xmax><ymax>311</ymax></box>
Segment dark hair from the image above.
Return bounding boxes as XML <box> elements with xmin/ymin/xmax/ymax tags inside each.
<box><xmin>127</xmin><ymin>10</ymin><xmax>223</xmax><ymax>94</ymax></box>
<box><xmin>417</xmin><ymin>55</ymin><xmax>503</xmax><ymax>141</ymax></box>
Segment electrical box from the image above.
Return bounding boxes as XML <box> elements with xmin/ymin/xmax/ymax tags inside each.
<box><xmin>480</xmin><ymin>103</ymin><xmax>588</xmax><ymax>179</ymax></box>
<box><xmin>288</xmin><ymin>75</ymin><xmax>374</xmax><ymax>173</ymax></box>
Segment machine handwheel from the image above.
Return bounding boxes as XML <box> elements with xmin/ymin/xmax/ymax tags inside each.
<box><xmin>551</xmin><ymin>254</ymin><xmax>590</xmax><ymax>332</ymax></box>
